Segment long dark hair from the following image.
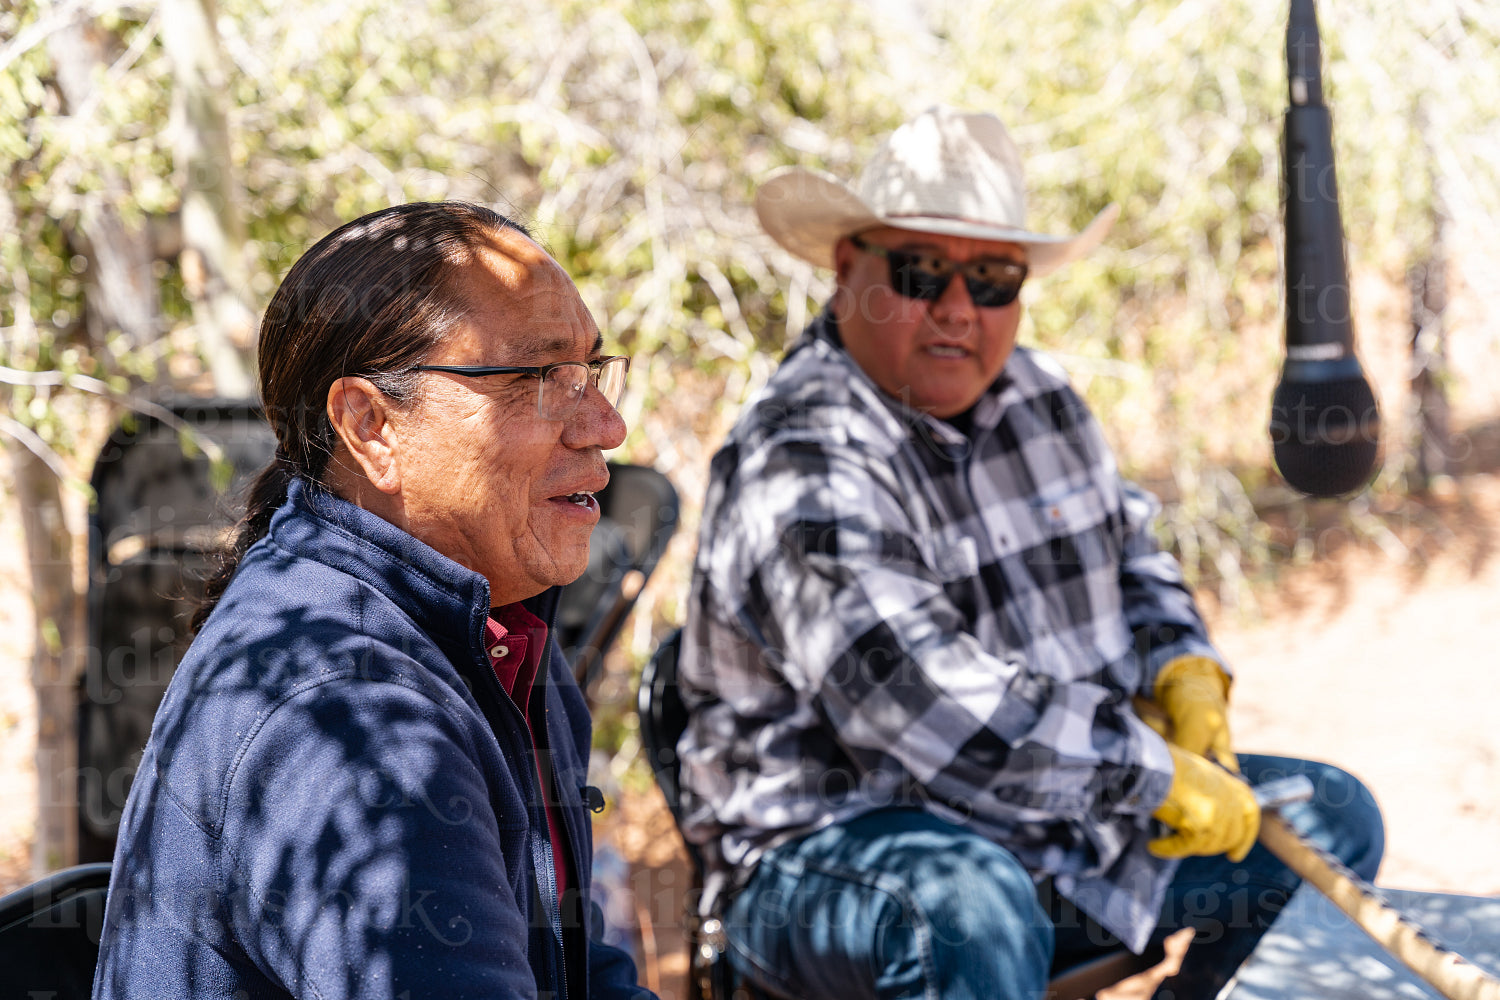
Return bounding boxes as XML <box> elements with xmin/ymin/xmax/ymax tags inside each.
<box><xmin>193</xmin><ymin>202</ymin><xmax>530</xmax><ymax>631</ymax></box>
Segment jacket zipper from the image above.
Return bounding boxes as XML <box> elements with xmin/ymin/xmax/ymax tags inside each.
<box><xmin>470</xmin><ymin>623</ymin><xmax>571</xmax><ymax>1000</ymax></box>
<box><xmin>530</xmin><ymin>636</ymin><xmax>571</xmax><ymax>1000</ymax></box>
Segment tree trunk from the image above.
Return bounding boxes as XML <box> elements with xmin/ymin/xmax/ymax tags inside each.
<box><xmin>1408</xmin><ymin>103</ymin><xmax>1452</xmax><ymax>492</ymax></box>
<box><xmin>160</xmin><ymin>0</ymin><xmax>256</xmax><ymax>397</ymax></box>
<box><xmin>47</xmin><ymin>21</ymin><xmax>159</xmax><ymax>353</ymax></box>
<box><xmin>24</xmin><ymin>19</ymin><xmax>168</xmax><ymax>873</ymax></box>
<box><xmin>1408</xmin><ymin>257</ymin><xmax>1451</xmax><ymax>490</ymax></box>
<box><xmin>11</xmin><ymin>448</ymin><xmax>84</xmax><ymax>874</ymax></box>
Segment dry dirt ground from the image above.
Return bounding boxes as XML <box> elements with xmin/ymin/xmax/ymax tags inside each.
<box><xmin>2</xmin><ymin>471</ymin><xmax>1499</xmax><ymax>997</ymax></box>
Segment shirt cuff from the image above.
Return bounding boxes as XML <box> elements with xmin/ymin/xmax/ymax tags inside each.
<box><xmin>1141</xmin><ymin>638</ymin><xmax>1228</xmax><ymax>698</ymax></box>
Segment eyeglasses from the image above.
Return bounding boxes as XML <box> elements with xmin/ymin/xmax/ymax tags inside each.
<box><xmin>848</xmin><ymin>234</ymin><xmax>1029</xmax><ymax>308</ymax></box>
<box><xmin>410</xmin><ymin>355</ymin><xmax>630</xmax><ymax>421</ymax></box>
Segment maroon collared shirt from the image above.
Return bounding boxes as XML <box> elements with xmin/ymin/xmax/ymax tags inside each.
<box><xmin>485</xmin><ymin>605</ymin><xmax>570</xmax><ymax>901</ymax></box>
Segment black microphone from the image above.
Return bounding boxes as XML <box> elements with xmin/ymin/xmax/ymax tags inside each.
<box><xmin>1270</xmin><ymin>0</ymin><xmax>1380</xmax><ymax>497</ymax></box>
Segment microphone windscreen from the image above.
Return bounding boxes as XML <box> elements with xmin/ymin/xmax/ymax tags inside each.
<box><xmin>1270</xmin><ymin>374</ymin><xmax>1381</xmax><ymax>497</ymax></box>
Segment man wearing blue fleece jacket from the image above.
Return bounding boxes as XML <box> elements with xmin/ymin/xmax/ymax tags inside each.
<box><xmin>93</xmin><ymin>202</ymin><xmax>655</xmax><ymax>1000</ymax></box>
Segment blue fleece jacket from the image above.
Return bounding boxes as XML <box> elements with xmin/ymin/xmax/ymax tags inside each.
<box><xmin>93</xmin><ymin>479</ymin><xmax>655</xmax><ymax>1000</ymax></box>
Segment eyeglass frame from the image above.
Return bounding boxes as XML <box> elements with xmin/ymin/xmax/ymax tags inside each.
<box><xmin>408</xmin><ymin>355</ymin><xmax>630</xmax><ymax>420</ymax></box>
<box><xmin>847</xmin><ymin>233</ymin><xmax>1029</xmax><ymax>308</ymax></box>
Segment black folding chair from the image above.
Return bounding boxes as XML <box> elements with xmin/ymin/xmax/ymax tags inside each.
<box><xmin>0</xmin><ymin>862</ymin><xmax>112</xmax><ymax>999</ymax></box>
<box><xmin>636</xmin><ymin>629</ymin><xmax>1156</xmax><ymax>1000</ymax></box>
<box><xmin>557</xmin><ymin>462</ymin><xmax>679</xmax><ymax>696</ymax></box>
<box><xmin>637</xmin><ymin>628</ymin><xmax>754</xmax><ymax>1000</ymax></box>
<box><xmin>79</xmin><ymin>401</ymin><xmax>276</xmax><ymax>862</ymax></box>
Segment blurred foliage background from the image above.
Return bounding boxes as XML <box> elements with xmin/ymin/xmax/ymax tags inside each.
<box><xmin>3</xmin><ymin>0</ymin><xmax>1500</xmax><ymax>871</ymax></box>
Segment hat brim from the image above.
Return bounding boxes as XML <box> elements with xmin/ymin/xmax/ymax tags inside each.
<box><xmin>755</xmin><ymin>168</ymin><xmax>1119</xmax><ymax>277</ymax></box>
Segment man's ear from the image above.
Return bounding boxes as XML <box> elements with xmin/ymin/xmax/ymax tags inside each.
<box><xmin>831</xmin><ymin>237</ymin><xmax>860</xmax><ymax>319</ymax></box>
<box><xmin>832</xmin><ymin>236</ymin><xmax>856</xmax><ymax>284</ymax></box>
<box><xmin>326</xmin><ymin>377</ymin><xmax>402</xmax><ymax>494</ymax></box>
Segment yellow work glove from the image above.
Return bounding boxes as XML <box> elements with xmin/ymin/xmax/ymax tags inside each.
<box><xmin>1149</xmin><ymin>655</ymin><xmax>1239</xmax><ymax>774</ymax></box>
<box><xmin>1149</xmin><ymin>744</ymin><xmax>1261</xmax><ymax>862</ymax></box>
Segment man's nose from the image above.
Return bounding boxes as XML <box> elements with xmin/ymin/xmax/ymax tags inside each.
<box><xmin>929</xmin><ymin>272</ymin><xmax>978</xmax><ymax>325</ymax></box>
<box><xmin>562</xmin><ymin>379</ymin><xmax>627</xmax><ymax>451</ymax></box>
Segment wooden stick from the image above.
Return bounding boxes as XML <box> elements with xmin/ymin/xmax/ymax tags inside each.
<box><xmin>1258</xmin><ymin>813</ymin><xmax>1500</xmax><ymax>1000</ymax></box>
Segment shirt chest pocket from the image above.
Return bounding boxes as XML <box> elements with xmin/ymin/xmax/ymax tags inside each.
<box><xmin>1023</xmin><ymin>480</ymin><xmax>1118</xmax><ymax>574</ymax></box>
<box><xmin>1030</xmin><ymin>479</ymin><xmax>1107</xmax><ymax>531</ymax></box>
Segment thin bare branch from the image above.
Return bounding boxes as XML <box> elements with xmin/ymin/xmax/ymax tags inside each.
<box><xmin>0</xmin><ymin>367</ymin><xmax>226</xmax><ymax>465</ymax></box>
<box><xmin>0</xmin><ymin>0</ymin><xmax>131</xmax><ymax>77</ymax></box>
<box><xmin>0</xmin><ymin>413</ymin><xmax>73</xmax><ymax>483</ymax></box>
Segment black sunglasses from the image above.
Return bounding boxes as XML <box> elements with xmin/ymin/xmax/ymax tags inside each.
<box><xmin>848</xmin><ymin>234</ymin><xmax>1029</xmax><ymax>308</ymax></box>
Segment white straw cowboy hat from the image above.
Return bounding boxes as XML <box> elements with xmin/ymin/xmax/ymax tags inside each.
<box><xmin>755</xmin><ymin>105</ymin><xmax>1119</xmax><ymax>276</ymax></box>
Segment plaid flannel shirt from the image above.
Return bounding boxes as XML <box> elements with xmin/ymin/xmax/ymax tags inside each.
<box><xmin>678</xmin><ymin>310</ymin><xmax>1226</xmax><ymax>951</ymax></box>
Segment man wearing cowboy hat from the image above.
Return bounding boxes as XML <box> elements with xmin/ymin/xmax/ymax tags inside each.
<box><xmin>675</xmin><ymin>106</ymin><xmax>1384</xmax><ymax>999</ymax></box>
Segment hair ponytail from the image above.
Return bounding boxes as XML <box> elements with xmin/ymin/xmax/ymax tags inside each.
<box><xmin>191</xmin><ymin>456</ymin><xmax>295</xmax><ymax>632</ymax></box>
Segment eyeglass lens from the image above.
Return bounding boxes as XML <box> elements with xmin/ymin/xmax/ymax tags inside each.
<box><xmin>887</xmin><ymin>249</ymin><xmax>1026</xmax><ymax>308</ymax></box>
<box><xmin>540</xmin><ymin>357</ymin><xmax>628</xmax><ymax>419</ymax></box>
<box><xmin>595</xmin><ymin>357</ymin><xmax>628</xmax><ymax>407</ymax></box>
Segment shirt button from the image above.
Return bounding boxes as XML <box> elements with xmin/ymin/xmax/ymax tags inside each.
<box><xmin>489</xmin><ymin>644</ymin><xmax>509</xmax><ymax>659</ymax></box>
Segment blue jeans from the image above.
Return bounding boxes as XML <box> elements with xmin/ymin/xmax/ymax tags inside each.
<box><xmin>724</xmin><ymin>755</ymin><xmax>1384</xmax><ymax>1000</ymax></box>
